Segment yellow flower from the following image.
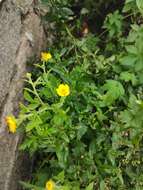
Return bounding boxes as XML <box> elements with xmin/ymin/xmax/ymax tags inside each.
<box><xmin>5</xmin><ymin>116</ymin><xmax>17</xmax><ymax>133</ymax></box>
<box><xmin>45</xmin><ymin>180</ymin><xmax>55</xmax><ymax>190</ymax></box>
<box><xmin>56</xmin><ymin>84</ymin><xmax>70</xmax><ymax>97</ymax></box>
<box><xmin>41</xmin><ymin>52</ymin><xmax>52</xmax><ymax>62</ymax></box>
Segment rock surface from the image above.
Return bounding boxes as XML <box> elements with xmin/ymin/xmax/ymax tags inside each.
<box><xmin>0</xmin><ymin>0</ymin><xmax>46</xmax><ymax>189</ymax></box>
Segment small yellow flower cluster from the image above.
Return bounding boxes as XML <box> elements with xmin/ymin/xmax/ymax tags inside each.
<box><xmin>46</xmin><ymin>180</ymin><xmax>55</xmax><ymax>190</ymax></box>
<box><xmin>41</xmin><ymin>52</ymin><xmax>52</xmax><ymax>62</ymax></box>
<box><xmin>5</xmin><ymin>116</ymin><xmax>17</xmax><ymax>133</ymax></box>
<box><xmin>5</xmin><ymin>53</ymin><xmax>71</xmax><ymax>134</ymax></box>
<box><xmin>40</xmin><ymin>52</ymin><xmax>70</xmax><ymax>97</ymax></box>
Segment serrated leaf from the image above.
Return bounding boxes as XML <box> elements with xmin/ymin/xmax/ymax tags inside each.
<box><xmin>26</xmin><ymin>114</ymin><xmax>42</xmax><ymax>132</ymax></box>
<box><xmin>102</xmin><ymin>80</ymin><xmax>125</xmax><ymax>105</ymax></box>
<box><xmin>120</xmin><ymin>72</ymin><xmax>137</xmax><ymax>85</ymax></box>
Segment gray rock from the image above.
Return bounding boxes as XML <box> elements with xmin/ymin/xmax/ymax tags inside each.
<box><xmin>0</xmin><ymin>0</ymin><xmax>46</xmax><ymax>189</ymax></box>
<box><xmin>0</xmin><ymin>0</ymin><xmax>21</xmax><ymax>108</ymax></box>
<box><xmin>12</xmin><ymin>0</ymin><xmax>33</xmax><ymax>14</ymax></box>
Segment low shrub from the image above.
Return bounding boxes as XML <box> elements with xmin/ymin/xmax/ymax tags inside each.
<box><xmin>16</xmin><ymin>0</ymin><xmax>143</xmax><ymax>189</ymax></box>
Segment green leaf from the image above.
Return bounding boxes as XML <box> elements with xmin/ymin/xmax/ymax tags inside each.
<box><xmin>135</xmin><ymin>59</ymin><xmax>143</xmax><ymax>71</ymax></box>
<box><xmin>136</xmin><ymin>0</ymin><xmax>143</xmax><ymax>14</ymax></box>
<box><xmin>35</xmin><ymin>170</ymin><xmax>49</xmax><ymax>187</ymax></box>
<box><xmin>62</xmin><ymin>7</ymin><xmax>74</xmax><ymax>16</ymax></box>
<box><xmin>119</xmin><ymin>110</ymin><xmax>132</xmax><ymax>124</ymax></box>
<box><xmin>19</xmin><ymin>181</ymin><xmax>45</xmax><ymax>190</ymax></box>
<box><xmin>100</xmin><ymin>180</ymin><xmax>106</xmax><ymax>190</ymax></box>
<box><xmin>56</xmin><ymin>146</ymin><xmax>69</xmax><ymax>168</ymax></box>
<box><xmin>26</xmin><ymin>114</ymin><xmax>42</xmax><ymax>132</ymax></box>
<box><xmin>117</xmin><ymin>170</ymin><xmax>124</xmax><ymax>185</ymax></box>
<box><xmin>24</xmin><ymin>91</ymin><xmax>34</xmax><ymax>103</ymax></box>
<box><xmin>85</xmin><ymin>182</ymin><xmax>94</xmax><ymax>190</ymax></box>
<box><xmin>102</xmin><ymin>80</ymin><xmax>125</xmax><ymax>105</ymax></box>
<box><xmin>54</xmin><ymin>171</ymin><xmax>65</xmax><ymax>183</ymax></box>
<box><xmin>52</xmin><ymin>110</ymin><xmax>68</xmax><ymax>126</ymax></box>
<box><xmin>120</xmin><ymin>72</ymin><xmax>137</xmax><ymax>85</ymax></box>
<box><xmin>77</xmin><ymin>124</ymin><xmax>87</xmax><ymax>140</ymax></box>
<box><xmin>120</xmin><ymin>55</ymin><xmax>137</xmax><ymax>67</ymax></box>
<box><xmin>80</xmin><ymin>7</ymin><xmax>89</xmax><ymax>15</ymax></box>
<box><xmin>126</xmin><ymin>45</ymin><xmax>138</xmax><ymax>54</ymax></box>
<box><xmin>89</xmin><ymin>140</ymin><xmax>96</xmax><ymax>157</ymax></box>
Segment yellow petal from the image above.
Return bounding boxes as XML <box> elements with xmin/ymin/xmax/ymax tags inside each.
<box><xmin>41</xmin><ymin>52</ymin><xmax>52</xmax><ymax>62</ymax></box>
<box><xmin>5</xmin><ymin>116</ymin><xmax>17</xmax><ymax>133</ymax></box>
<box><xmin>45</xmin><ymin>180</ymin><xmax>55</xmax><ymax>190</ymax></box>
<box><xmin>56</xmin><ymin>84</ymin><xmax>70</xmax><ymax>97</ymax></box>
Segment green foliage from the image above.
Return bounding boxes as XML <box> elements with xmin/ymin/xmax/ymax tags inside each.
<box><xmin>41</xmin><ymin>0</ymin><xmax>74</xmax><ymax>22</ymax></box>
<box><xmin>18</xmin><ymin>0</ymin><xmax>143</xmax><ymax>189</ymax></box>
<box><xmin>136</xmin><ymin>0</ymin><xmax>143</xmax><ymax>14</ymax></box>
<box><xmin>103</xmin><ymin>11</ymin><xmax>123</xmax><ymax>37</ymax></box>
